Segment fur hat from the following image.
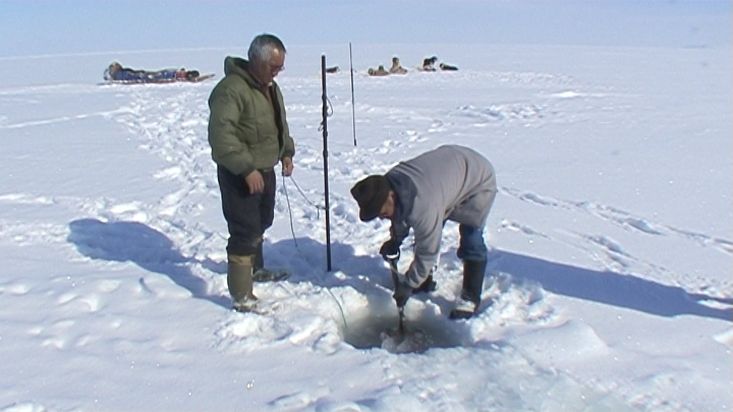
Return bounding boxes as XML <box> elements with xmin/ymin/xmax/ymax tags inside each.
<box><xmin>350</xmin><ymin>175</ymin><xmax>391</xmax><ymax>222</ymax></box>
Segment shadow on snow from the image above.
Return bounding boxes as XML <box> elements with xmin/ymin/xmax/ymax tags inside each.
<box><xmin>491</xmin><ymin>249</ymin><xmax>732</xmax><ymax>322</ymax></box>
<box><xmin>67</xmin><ymin>218</ymin><xmax>229</xmax><ymax>308</ymax></box>
<box><xmin>65</xmin><ymin>218</ymin><xmax>731</xmax><ymax>323</ymax></box>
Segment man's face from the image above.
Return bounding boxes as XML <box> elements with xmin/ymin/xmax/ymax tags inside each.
<box><xmin>378</xmin><ymin>191</ymin><xmax>395</xmax><ymax>220</ymax></box>
<box><xmin>253</xmin><ymin>48</ymin><xmax>285</xmax><ymax>86</ymax></box>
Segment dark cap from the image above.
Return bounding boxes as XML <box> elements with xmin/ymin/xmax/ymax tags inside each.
<box><xmin>350</xmin><ymin>175</ymin><xmax>391</xmax><ymax>222</ymax></box>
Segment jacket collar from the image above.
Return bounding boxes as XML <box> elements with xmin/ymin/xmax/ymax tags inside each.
<box><xmin>224</xmin><ymin>56</ymin><xmax>272</xmax><ymax>90</ymax></box>
<box><xmin>385</xmin><ymin>170</ymin><xmax>415</xmax><ymax>224</ymax></box>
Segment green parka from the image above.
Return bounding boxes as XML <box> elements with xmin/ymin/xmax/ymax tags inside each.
<box><xmin>208</xmin><ymin>56</ymin><xmax>295</xmax><ymax>177</ymax></box>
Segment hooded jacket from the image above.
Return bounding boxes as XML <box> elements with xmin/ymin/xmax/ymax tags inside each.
<box><xmin>208</xmin><ymin>56</ymin><xmax>295</xmax><ymax>177</ymax></box>
<box><xmin>385</xmin><ymin>145</ymin><xmax>497</xmax><ymax>288</ymax></box>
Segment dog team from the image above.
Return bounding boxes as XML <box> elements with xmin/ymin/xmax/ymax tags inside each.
<box><xmin>367</xmin><ymin>56</ymin><xmax>459</xmax><ymax>76</ymax></box>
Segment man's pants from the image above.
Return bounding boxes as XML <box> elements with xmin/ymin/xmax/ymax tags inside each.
<box><xmin>457</xmin><ymin>224</ymin><xmax>487</xmax><ymax>262</ymax></box>
<box><xmin>217</xmin><ymin>166</ymin><xmax>276</xmax><ymax>256</ymax></box>
<box><xmin>456</xmin><ymin>224</ymin><xmax>488</xmax><ymax>305</ymax></box>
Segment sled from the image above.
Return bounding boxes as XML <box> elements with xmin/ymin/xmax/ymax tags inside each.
<box><xmin>103</xmin><ymin>73</ymin><xmax>215</xmax><ymax>85</ymax></box>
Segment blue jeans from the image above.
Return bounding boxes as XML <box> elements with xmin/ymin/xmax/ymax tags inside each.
<box><xmin>457</xmin><ymin>224</ymin><xmax>487</xmax><ymax>262</ymax></box>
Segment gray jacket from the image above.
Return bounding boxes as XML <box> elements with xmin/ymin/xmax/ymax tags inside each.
<box><xmin>385</xmin><ymin>145</ymin><xmax>497</xmax><ymax>287</ymax></box>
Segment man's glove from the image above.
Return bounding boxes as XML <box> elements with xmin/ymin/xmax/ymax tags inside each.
<box><xmin>393</xmin><ymin>278</ymin><xmax>413</xmax><ymax>308</ymax></box>
<box><xmin>379</xmin><ymin>239</ymin><xmax>400</xmax><ymax>259</ymax></box>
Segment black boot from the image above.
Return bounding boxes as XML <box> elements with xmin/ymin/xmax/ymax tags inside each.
<box><xmin>413</xmin><ymin>275</ymin><xmax>437</xmax><ymax>294</ymax></box>
<box><xmin>254</xmin><ymin>241</ymin><xmax>264</xmax><ymax>272</ymax></box>
<box><xmin>449</xmin><ymin>259</ymin><xmax>487</xmax><ymax>319</ymax></box>
<box><xmin>252</xmin><ymin>240</ymin><xmax>290</xmax><ymax>282</ymax></box>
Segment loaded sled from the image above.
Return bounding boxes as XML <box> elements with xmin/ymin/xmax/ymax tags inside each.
<box><xmin>103</xmin><ymin>62</ymin><xmax>214</xmax><ymax>84</ymax></box>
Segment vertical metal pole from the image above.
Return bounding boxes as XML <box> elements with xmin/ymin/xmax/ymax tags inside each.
<box><xmin>349</xmin><ymin>42</ymin><xmax>357</xmax><ymax>146</ymax></box>
<box><xmin>321</xmin><ymin>55</ymin><xmax>332</xmax><ymax>271</ymax></box>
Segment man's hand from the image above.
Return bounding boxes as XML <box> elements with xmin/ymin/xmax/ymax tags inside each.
<box><xmin>379</xmin><ymin>238</ymin><xmax>400</xmax><ymax>259</ymax></box>
<box><xmin>281</xmin><ymin>156</ymin><xmax>294</xmax><ymax>177</ymax></box>
<box><xmin>245</xmin><ymin>170</ymin><xmax>265</xmax><ymax>193</ymax></box>
<box><xmin>393</xmin><ymin>278</ymin><xmax>412</xmax><ymax>308</ymax></box>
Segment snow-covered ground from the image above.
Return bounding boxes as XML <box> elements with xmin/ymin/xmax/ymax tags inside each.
<box><xmin>0</xmin><ymin>42</ymin><xmax>731</xmax><ymax>411</ymax></box>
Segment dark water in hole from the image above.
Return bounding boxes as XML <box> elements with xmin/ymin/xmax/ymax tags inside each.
<box><xmin>341</xmin><ymin>313</ymin><xmax>465</xmax><ymax>353</ymax></box>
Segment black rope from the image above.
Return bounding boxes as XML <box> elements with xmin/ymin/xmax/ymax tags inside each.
<box><xmin>280</xmin><ymin>173</ymin><xmax>347</xmax><ymax>330</ymax></box>
<box><xmin>318</xmin><ymin>96</ymin><xmax>334</xmax><ymax>132</ymax></box>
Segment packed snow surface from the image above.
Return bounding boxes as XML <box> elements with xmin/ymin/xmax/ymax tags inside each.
<box><xmin>0</xmin><ymin>43</ymin><xmax>731</xmax><ymax>411</ymax></box>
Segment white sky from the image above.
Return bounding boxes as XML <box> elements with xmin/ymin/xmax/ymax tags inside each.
<box><xmin>1</xmin><ymin>0</ymin><xmax>731</xmax><ymax>56</ymax></box>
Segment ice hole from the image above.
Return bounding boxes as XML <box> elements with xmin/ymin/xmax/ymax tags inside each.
<box><xmin>340</xmin><ymin>312</ymin><xmax>465</xmax><ymax>353</ymax></box>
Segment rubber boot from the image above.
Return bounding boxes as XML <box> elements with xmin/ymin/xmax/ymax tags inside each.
<box><xmin>449</xmin><ymin>259</ymin><xmax>487</xmax><ymax>319</ymax></box>
<box><xmin>227</xmin><ymin>254</ymin><xmax>257</xmax><ymax>312</ymax></box>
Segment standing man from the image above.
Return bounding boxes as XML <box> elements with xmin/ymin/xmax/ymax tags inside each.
<box><xmin>350</xmin><ymin>145</ymin><xmax>497</xmax><ymax>319</ymax></box>
<box><xmin>208</xmin><ymin>34</ymin><xmax>295</xmax><ymax>312</ymax></box>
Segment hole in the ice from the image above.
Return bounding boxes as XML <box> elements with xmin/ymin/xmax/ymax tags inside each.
<box><xmin>341</xmin><ymin>312</ymin><xmax>465</xmax><ymax>353</ymax></box>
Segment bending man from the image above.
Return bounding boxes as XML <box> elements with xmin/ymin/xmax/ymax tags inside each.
<box><xmin>350</xmin><ymin>145</ymin><xmax>496</xmax><ymax>319</ymax></box>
